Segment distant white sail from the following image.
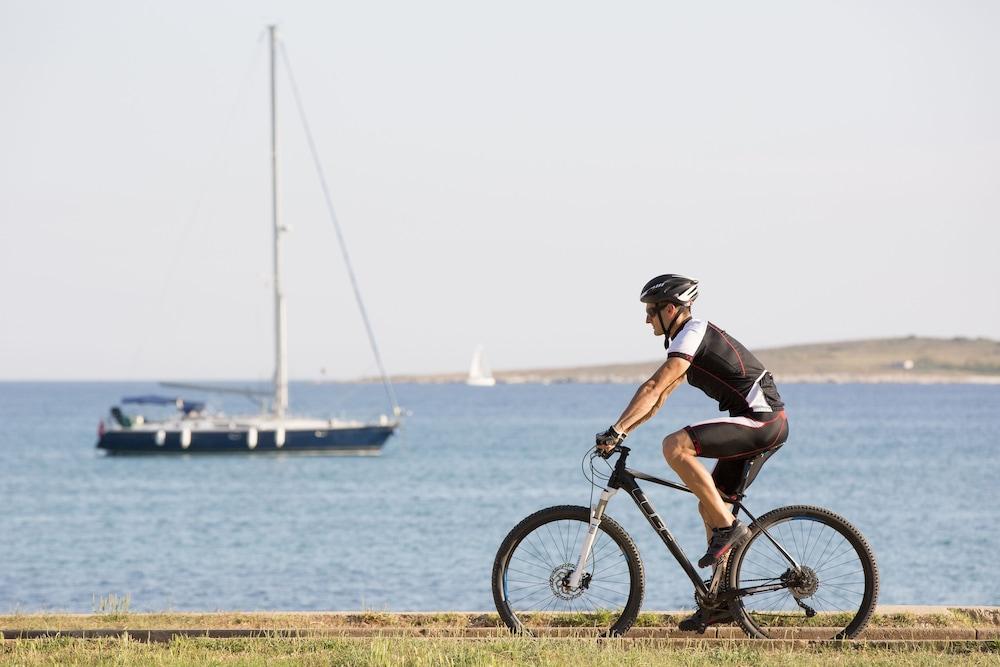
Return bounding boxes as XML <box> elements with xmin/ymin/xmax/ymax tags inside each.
<box><xmin>467</xmin><ymin>345</ymin><xmax>497</xmax><ymax>386</ymax></box>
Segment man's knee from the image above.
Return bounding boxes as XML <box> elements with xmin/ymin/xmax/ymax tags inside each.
<box><xmin>662</xmin><ymin>430</ymin><xmax>696</xmax><ymax>463</ymax></box>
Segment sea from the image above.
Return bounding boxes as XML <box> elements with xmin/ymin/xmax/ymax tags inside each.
<box><xmin>1</xmin><ymin>381</ymin><xmax>997</xmax><ymax>612</ymax></box>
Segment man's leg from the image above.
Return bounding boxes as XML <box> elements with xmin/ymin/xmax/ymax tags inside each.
<box><xmin>681</xmin><ymin>493</ymin><xmax>739</xmax><ymax>631</ymax></box>
<box><xmin>663</xmin><ymin>428</ymin><xmax>751</xmax><ymax>568</ymax></box>
<box><xmin>662</xmin><ymin>429</ymin><xmax>733</xmax><ymax>528</ymax></box>
<box><xmin>698</xmin><ymin>501</ymin><xmax>732</xmax><ymax>542</ymax></box>
<box><xmin>700</xmin><ymin>459</ymin><xmax>744</xmax><ymax>541</ymax></box>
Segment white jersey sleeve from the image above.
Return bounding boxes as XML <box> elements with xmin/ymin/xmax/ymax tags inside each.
<box><xmin>666</xmin><ymin>318</ymin><xmax>707</xmax><ymax>361</ymax></box>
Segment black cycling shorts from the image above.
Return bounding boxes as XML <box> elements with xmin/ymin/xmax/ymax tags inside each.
<box><xmin>684</xmin><ymin>411</ymin><xmax>789</xmax><ymax>496</ymax></box>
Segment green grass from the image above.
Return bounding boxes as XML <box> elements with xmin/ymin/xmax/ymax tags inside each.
<box><xmin>90</xmin><ymin>593</ymin><xmax>133</xmax><ymax>625</ymax></box>
<box><xmin>1</xmin><ymin>636</ymin><xmax>997</xmax><ymax>666</ymax></box>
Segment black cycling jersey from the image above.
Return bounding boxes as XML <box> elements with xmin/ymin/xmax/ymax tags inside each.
<box><xmin>667</xmin><ymin>318</ymin><xmax>784</xmax><ymax>417</ymax></box>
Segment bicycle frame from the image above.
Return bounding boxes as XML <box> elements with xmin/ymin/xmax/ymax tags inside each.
<box><xmin>567</xmin><ymin>446</ymin><xmax>801</xmax><ymax>604</ymax></box>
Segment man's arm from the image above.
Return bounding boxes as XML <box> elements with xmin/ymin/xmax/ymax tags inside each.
<box><xmin>613</xmin><ymin>356</ymin><xmax>691</xmax><ymax>434</ymax></box>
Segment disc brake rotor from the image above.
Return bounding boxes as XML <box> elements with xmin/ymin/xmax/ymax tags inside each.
<box><xmin>549</xmin><ymin>563</ymin><xmax>587</xmax><ymax>600</ymax></box>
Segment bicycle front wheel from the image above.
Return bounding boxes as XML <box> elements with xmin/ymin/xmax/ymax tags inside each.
<box><xmin>728</xmin><ymin>505</ymin><xmax>879</xmax><ymax>639</ymax></box>
<box><xmin>492</xmin><ymin>505</ymin><xmax>644</xmax><ymax>637</ymax></box>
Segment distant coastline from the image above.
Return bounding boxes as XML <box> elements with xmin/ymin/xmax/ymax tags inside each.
<box><xmin>381</xmin><ymin>336</ymin><xmax>1000</xmax><ymax>385</ymax></box>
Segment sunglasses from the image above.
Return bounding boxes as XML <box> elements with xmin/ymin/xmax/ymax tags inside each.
<box><xmin>645</xmin><ymin>303</ymin><xmax>670</xmax><ymax>317</ymax></box>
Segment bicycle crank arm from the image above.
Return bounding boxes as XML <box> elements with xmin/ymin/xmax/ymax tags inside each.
<box><xmin>567</xmin><ymin>488</ymin><xmax>617</xmax><ymax>589</ymax></box>
<box><xmin>706</xmin><ymin>558</ymin><xmax>729</xmax><ymax>595</ymax></box>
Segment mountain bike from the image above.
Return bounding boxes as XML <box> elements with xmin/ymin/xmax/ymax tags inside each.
<box><xmin>491</xmin><ymin>445</ymin><xmax>878</xmax><ymax>638</ymax></box>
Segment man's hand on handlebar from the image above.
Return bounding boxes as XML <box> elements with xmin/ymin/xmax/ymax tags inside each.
<box><xmin>595</xmin><ymin>425</ymin><xmax>627</xmax><ymax>457</ymax></box>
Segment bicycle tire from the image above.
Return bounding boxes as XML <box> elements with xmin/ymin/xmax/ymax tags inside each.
<box><xmin>727</xmin><ymin>504</ymin><xmax>879</xmax><ymax>639</ymax></box>
<box><xmin>492</xmin><ymin>505</ymin><xmax>644</xmax><ymax>637</ymax></box>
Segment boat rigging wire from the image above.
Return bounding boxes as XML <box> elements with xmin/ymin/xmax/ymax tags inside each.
<box><xmin>278</xmin><ymin>40</ymin><xmax>401</xmax><ymax>418</ymax></box>
<box><xmin>125</xmin><ymin>33</ymin><xmax>268</xmax><ymax>378</ymax></box>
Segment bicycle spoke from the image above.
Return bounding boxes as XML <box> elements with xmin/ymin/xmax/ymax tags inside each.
<box><xmin>734</xmin><ymin>512</ymin><xmax>874</xmax><ymax>639</ymax></box>
<box><xmin>815</xmin><ymin>552</ymin><xmax>861</xmax><ymax>575</ymax></box>
<box><xmin>523</xmin><ymin>535</ymin><xmax>555</xmax><ymax>569</ymax></box>
<box><xmin>499</xmin><ymin>512</ymin><xmax>635</xmax><ymax>636</ymax></box>
<box><xmin>510</xmin><ymin>552</ymin><xmax>551</xmax><ymax>572</ymax></box>
<box><xmin>814</xmin><ymin>540</ymin><xmax>853</xmax><ymax>573</ymax></box>
<box><xmin>801</xmin><ymin>518</ymin><xmax>817</xmax><ymax>564</ymax></box>
<box><xmin>819</xmin><ymin>568</ymin><xmax>863</xmax><ymax>583</ymax></box>
<box><xmin>785</xmin><ymin>521</ymin><xmax>802</xmax><ymax>564</ymax></box>
<box><xmin>543</xmin><ymin>524</ymin><xmax>566</xmax><ymax>563</ymax></box>
<box><xmin>508</xmin><ymin>586</ymin><xmax>552</xmax><ymax>608</ymax></box>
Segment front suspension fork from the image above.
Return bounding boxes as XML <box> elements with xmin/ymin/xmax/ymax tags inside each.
<box><xmin>567</xmin><ymin>488</ymin><xmax>617</xmax><ymax>589</ymax></box>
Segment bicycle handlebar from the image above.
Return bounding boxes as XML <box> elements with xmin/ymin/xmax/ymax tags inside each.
<box><xmin>596</xmin><ymin>444</ymin><xmax>630</xmax><ymax>460</ymax></box>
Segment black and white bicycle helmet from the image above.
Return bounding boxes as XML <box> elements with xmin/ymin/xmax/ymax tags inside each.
<box><xmin>639</xmin><ymin>274</ymin><xmax>699</xmax><ymax>306</ymax></box>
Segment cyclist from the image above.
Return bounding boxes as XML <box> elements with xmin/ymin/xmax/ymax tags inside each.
<box><xmin>595</xmin><ymin>273</ymin><xmax>788</xmax><ymax>630</ymax></box>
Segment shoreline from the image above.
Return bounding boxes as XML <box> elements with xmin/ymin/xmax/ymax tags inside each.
<box><xmin>376</xmin><ymin>336</ymin><xmax>1000</xmax><ymax>385</ymax></box>
<box><xmin>373</xmin><ymin>374</ymin><xmax>1000</xmax><ymax>385</ymax></box>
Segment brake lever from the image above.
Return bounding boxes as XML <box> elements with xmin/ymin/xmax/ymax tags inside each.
<box><xmin>596</xmin><ymin>445</ymin><xmax>618</xmax><ymax>460</ymax></box>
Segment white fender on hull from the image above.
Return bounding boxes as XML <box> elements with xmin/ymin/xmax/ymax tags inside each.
<box><xmin>247</xmin><ymin>427</ymin><xmax>258</xmax><ymax>449</ymax></box>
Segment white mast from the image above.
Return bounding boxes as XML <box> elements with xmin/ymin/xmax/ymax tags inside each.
<box><xmin>269</xmin><ymin>25</ymin><xmax>289</xmax><ymax>417</ymax></box>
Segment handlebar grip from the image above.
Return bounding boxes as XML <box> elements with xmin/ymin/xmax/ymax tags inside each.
<box><xmin>596</xmin><ymin>444</ymin><xmax>630</xmax><ymax>460</ymax></box>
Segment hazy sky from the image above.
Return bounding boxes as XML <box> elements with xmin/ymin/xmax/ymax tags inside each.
<box><xmin>2</xmin><ymin>1</ymin><xmax>998</xmax><ymax>381</ymax></box>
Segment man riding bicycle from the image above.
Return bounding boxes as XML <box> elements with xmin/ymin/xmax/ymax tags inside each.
<box><xmin>595</xmin><ymin>274</ymin><xmax>789</xmax><ymax>630</ymax></box>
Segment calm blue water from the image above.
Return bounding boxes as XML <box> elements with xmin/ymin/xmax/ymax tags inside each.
<box><xmin>1</xmin><ymin>381</ymin><xmax>997</xmax><ymax>612</ymax></box>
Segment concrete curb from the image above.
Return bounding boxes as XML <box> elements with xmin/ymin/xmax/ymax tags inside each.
<box><xmin>3</xmin><ymin>627</ymin><xmax>999</xmax><ymax>642</ymax></box>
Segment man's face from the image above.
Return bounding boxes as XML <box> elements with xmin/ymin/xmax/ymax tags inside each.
<box><xmin>645</xmin><ymin>302</ymin><xmax>675</xmax><ymax>336</ymax></box>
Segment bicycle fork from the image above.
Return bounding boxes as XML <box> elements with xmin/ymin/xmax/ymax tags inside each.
<box><xmin>566</xmin><ymin>488</ymin><xmax>618</xmax><ymax>590</ymax></box>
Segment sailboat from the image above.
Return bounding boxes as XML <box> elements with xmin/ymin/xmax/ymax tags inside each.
<box><xmin>97</xmin><ymin>27</ymin><xmax>400</xmax><ymax>455</ymax></box>
<box><xmin>466</xmin><ymin>345</ymin><xmax>496</xmax><ymax>387</ymax></box>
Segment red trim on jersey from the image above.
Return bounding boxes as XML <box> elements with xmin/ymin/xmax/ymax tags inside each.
<box><xmin>709</xmin><ymin>322</ymin><xmax>746</xmax><ymax>376</ymax></box>
<box><xmin>690</xmin><ymin>362</ymin><xmax>748</xmax><ymax>406</ymax></box>
<box><xmin>712</xmin><ymin>413</ymin><xmax>788</xmax><ymax>461</ymax></box>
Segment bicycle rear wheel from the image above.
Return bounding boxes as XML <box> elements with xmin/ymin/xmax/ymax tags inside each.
<box><xmin>728</xmin><ymin>505</ymin><xmax>878</xmax><ymax>639</ymax></box>
<box><xmin>492</xmin><ymin>505</ymin><xmax>644</xmax><ymax>637</ymax></box>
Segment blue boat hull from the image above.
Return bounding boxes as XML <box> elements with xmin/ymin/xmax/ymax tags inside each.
<box><xmin>97</xmin><ymin>425</ymin><xmax>395</xmax><ymax>455</ymax></box>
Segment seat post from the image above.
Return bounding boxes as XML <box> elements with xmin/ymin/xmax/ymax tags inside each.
<box><xmin>734</xmin><ymin>446</ymin><xmax>782</xmax><ymax>497</ymax></box>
